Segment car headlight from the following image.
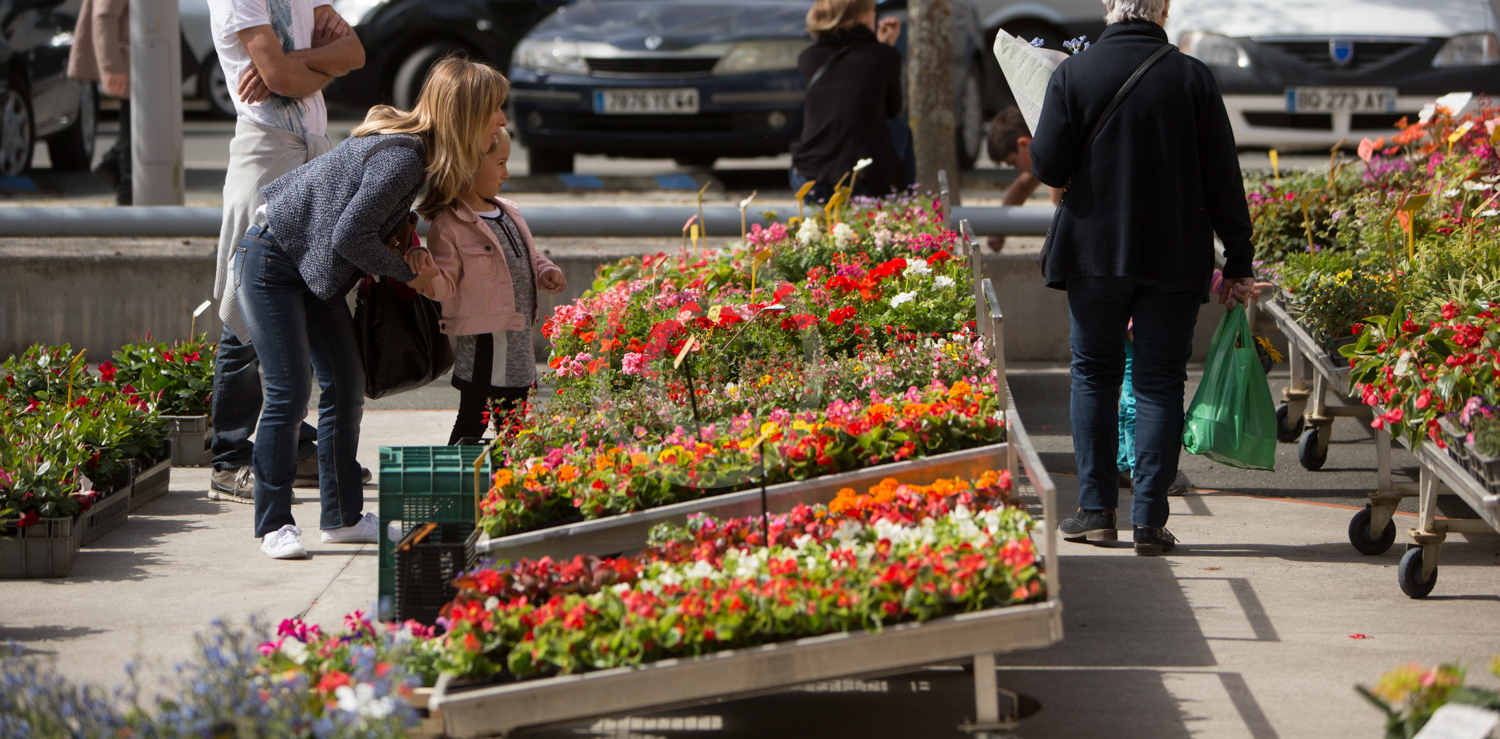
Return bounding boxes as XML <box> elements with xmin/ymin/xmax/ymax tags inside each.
<box><xmin>514</xmin><ymin>40</ymin><xmax>589</xmax><ymax>75</ymax></box>
<box><xmin>1179</xmin><ymin>31</ymin><xmax>1250</xmax><ymax>68</ymax></box>
<box><xmin>330</xmin><ymin>0</ymin><xmax>384</xmax><ymax>27</ymax></box>
<box><xmin>713</xmin><ymin>40</ymin><xmax>810</xmax><ymax>75</ymax></box>
<box><xmin>1433</xmin><ymin>32</ymin><xmax>1500</xmax><ymax>67</ymax></box>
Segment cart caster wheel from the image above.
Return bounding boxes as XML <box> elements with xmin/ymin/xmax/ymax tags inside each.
<box><xmin>1297</xmin><ymin>427</ymin><xmax>1327</xmax><ymax>470</ymax></box>
<box><xmin>1275</xmin><ymin>403</ymin><xmax>1304</xmax><ymax>443</ymax></box>
<box><xmin>1398</xmin><ymin>547</ymin><xmax>1437</xmax><ymax>598</ymax></box>
<box><xmin>1348</xmin><ymin>506</ymin><xmax>1396</xmax><ymax>555</ymax></box>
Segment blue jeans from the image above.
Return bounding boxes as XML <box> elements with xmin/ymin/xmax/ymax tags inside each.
<box><xmin>1117</xmin><ymin>340</ymin><xmax>1136</xmax><ymax>472</ymax></box>
<box><xmin>1068</xmin><ymin>277</ymin><xmax>1201</xmax><ymax>528</ymax></box>
<box><xmin>234</xmin><ymin>226</ymin><xmax>367</xmax><ymax>537</ymax></box>
<box><xmin>209</xmin><ymin>325</ymin><xmax>316</xmax><ymax>471</ymax></box>
<box><xmin>789</xmin><ymin>117</ymin><xmax>916</xmax><ymax>204</ymax></box>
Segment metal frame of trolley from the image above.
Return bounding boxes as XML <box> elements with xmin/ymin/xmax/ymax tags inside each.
<box><xmin>428</xmin><ymin>223</ymin><xmax>1063</xmax><ymax>737</ymax></box>
<box><xmin>1260</xmin><ymin>298</ymin><xmax>1375</xmax><ymax>471</ymax></box>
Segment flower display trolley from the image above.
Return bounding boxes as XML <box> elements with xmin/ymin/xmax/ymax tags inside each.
<box><xmin>1261</xmin><ymin>297</ymin><xmax>1375</xmax><ymax>472</ymax></box>
<box><xmin>429</xmin><ymin>407</ymin><xmax>1060</xmax><ymax>739</ymax></box>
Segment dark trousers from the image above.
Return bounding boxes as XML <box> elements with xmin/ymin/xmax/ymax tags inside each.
<box><xmin>97</xmin><ymin>99</ymin><xmax>132</xmax><ymax>203</ymax></box>
<box><xmin>209</xmin><ymin>325</ymin><xmax>317</xmax><ymax>472</ymax></box>
<box><xmin>1068</xmin><ymin>277</ymin><xmax>1202</xmax><ymax>528</ymax></box>
<box><xmin>449</xmin><ymin>387</ymin><xmax>530</xmax><ymax>445</ymax></box>
<box><xmin>235</xmin><ymin>226</ymin><xmax>366</xmax><ymax>537</ymax></box>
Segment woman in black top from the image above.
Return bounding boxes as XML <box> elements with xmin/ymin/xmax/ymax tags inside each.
<box><xmin>790</xmin><ymin>0</ymin><xmax>912</xmax><ymax>203</ymax></box>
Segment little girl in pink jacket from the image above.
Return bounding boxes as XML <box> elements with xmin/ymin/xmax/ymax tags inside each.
<box><xmin>419</xmin><ymin>131</ymin><xmax>566</xmax><ymax>443</ymax></box>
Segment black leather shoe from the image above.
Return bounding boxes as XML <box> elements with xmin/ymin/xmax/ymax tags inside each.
<box><xmin>1134</xmin><ymin>526</ymin><xmax>1178</xmax><ymax>556</ymax></box>
<box><xmin>1060</xmin><ymin>509</ymin><xmax>1117</xmax><ymax>542</ymax></box>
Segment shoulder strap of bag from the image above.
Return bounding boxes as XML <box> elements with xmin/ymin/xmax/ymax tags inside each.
<box><xmin>806</xmin><ymin>45</ymin><xmax>854</xmax><ymax>92</ymax></box>
<box><xmin>1070</xmin><ymin>44</ymin><xmax>1174</xmax><ymax>181</ymax></box>
<box><xmin>362</xmin><ymin>135</ymin><xmax>425</xmax><ymax>165</ymax></box>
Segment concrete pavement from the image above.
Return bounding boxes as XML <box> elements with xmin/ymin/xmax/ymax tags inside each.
<box><xmin>3</xmin><ymin>369</ymin><xmax>1499</xmax><ymax>738</ymax></box>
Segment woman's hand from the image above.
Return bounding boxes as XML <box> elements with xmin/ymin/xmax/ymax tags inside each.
<box><xmin>877</xmin><ymin>17</ymin><xmax>902</xmax><ymax>46</ymax></box>
<box><xmin>404</xmin><ymin>248</ymin><xmax>439</xmax><ymax>292</ymax></box>
<box><xmin>1217</xmin><ymin>277</ymin><xmax>1261</xmax><ymax>307</ymax></box>
<box><xmin>539</xmin><ymin>268</ymin><xmax>566</xmax><ymax>292</ymax></box>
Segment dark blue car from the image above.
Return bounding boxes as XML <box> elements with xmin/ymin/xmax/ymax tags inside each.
<box><xmin>508</xmin><ymin>0</ymin><xmax>1002</xmax><ymax>173</ymax></box>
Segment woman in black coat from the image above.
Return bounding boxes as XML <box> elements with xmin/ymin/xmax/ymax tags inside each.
<box><xmin>1028</xmin><ymin>0</ymin><xmax>1258</xmax><ymax>555</ymax></box>
<box><xmin>789</xmin><ymin>0</ymin><xmax>913</xmax><ymax>203</ymax></box>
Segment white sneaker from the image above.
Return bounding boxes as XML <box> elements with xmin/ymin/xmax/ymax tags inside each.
<box><xmin>322</xmin><ymin>512</ymin><xmax>378</xmax><ymax>544</ymax></box>
<box><xmin>260</xmin><ymin>525</ymin><xmax>307</xmax><ymax>560</ymax></box>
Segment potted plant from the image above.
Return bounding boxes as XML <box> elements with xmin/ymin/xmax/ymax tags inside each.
<box><xmin>108</xmin><ymin>335</ymin><xmax>216</xmax><ymax>467</ymax></box>
<box><xmin>0</xmin><ymin>411</ymin><xmax>93</xmax><ymax>578</ymax></box>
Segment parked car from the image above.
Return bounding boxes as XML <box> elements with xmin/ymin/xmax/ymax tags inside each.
<box><xmin>1166</xmin><ymin>0</ymin><xmax>1500</xmax><ymax>150</ymax></box>
<box><xmin>507</xmin><ymin>0</ymin><xmax>1004</xmax><ymax>173</ymax></box>
<box><xmin>319</xmin><ymin>0</ymin><xmax>569</xmax><ymax>114</ymax></box>
<box><xmin>965</xmin><ymin>0</ymin><xmax>1105</xmax><ymax>53</ymax></box>
<box><xmin>1</xmin><ymin>0</ymin><xmax>97</xmax><ymax>176</ymax></box>
<box><xmin>180</xmin><ymin>0</ymin><xmax>237</xmax><ymax>118</ymax></box>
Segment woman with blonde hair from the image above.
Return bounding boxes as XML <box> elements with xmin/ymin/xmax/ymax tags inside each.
<box><xmin>790</xmin><ymin>0</ymin><xmax>911</xmax><ymax>203</ymax></box>
<box><xmin>236</xmin><ymin>55</ymin><xmax>509</xmax><ymax>560</ymax></box>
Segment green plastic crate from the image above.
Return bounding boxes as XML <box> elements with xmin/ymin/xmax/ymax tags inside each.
<box><xmin>377</xmin><ymin>446</ymin><xmax>491</xmax><ymax>620</ymax></box>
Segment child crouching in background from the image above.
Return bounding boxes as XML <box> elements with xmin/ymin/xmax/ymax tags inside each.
<box><xmin>415</xmin><ymin>130</ymin><xmax>566</xmax><ymax>444</ymax></box>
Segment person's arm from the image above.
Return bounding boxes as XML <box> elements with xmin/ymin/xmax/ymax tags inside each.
<box><xmin>418</xmin><ymin>219</ymin><xmax>464</xmax><ymax>302</ymax></box>
<box><xmin>235</xmin><ymin>25</ymin><xmax>332</xmax><ymax>101</ymax></box>
<box><xmin>285</xmin><ymin>6</ymin><xmax>364</xmax><ymax>78</ymax></box>
<box><xmin>1027</xmin><ymin>67</ymin><xmax>1077</xmax><ymax>189</ymax></box>
<box><xmin>1197</xmin><ymin>71</ymin><xmax>1255</xmax><ymax>282</ymax></box>
<box><xmin>94</xmin><ymin>0</ymin><xmax>129</xmax><ymax>97</ymax></box>
<box><xmin>329</xmin><ymin>146</ymin><xmax>424</xmax><ymax>282</ymax></box>
<box><xmin>1002</xmin><ymin>172</ymin><xmax>1042</xmax><ymax>206</ymax></box>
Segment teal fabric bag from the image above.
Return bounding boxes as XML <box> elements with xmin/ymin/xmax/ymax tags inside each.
<box><xmin>1181</xmin><ymin>304</ymin><xmax>1277</xmax><ymax>471</ymax></box>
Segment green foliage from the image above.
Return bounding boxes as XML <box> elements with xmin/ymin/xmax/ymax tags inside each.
<box><xmin>110</xmin><ymin>335</ymin><xmax>217</xmax><ymax>416</ymax></box>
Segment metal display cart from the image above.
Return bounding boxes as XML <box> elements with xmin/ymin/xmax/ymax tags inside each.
<box><xmin>429</xmin><ymin>410</ymin><xmax>1061</xmax><ymax>739</ymax></box>
<box><xmin>1260</xmin><ymin>298</ymin><xmax>1374</xmax><ymax>471</ymax></box>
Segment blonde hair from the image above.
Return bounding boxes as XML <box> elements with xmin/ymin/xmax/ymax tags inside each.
<box><xmin>350</xmin><ymin>55</ymin><xmax>510</xmax><ymax>219</ymax></box>
<box><xmin>806</xmin><ymin>0</ymin><xmax>875</xmax><ymax>36</ymax></box>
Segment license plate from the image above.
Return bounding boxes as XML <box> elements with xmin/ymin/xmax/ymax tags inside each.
<box><xmin>1285</xmin><ymin>87</ymin><xmax>1397</xmax><ymax>114</ymax></box>
<box><xmin>593</xmin><ymin>88</ymin><xmax>699</xmax><ymax>115</ymax></box>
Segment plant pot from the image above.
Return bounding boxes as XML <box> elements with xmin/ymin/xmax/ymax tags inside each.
<box><xmin>1322</xmin><ymin>335</ymin><xmax>1358</xmax><ymax>358</ymax></box>
<box><xmin>79</xmin><ymin>482</ymin><xmax>133</xmax><ymax>547</ymax></box>
<box><xmin>0</xmin><ymin>515</ymin><xmax>83</xmax><ymax>579</ymax></box>
<box><xmin>162</xmin><ymin>415</ymin><xmax>213</xmax><ymax>467</ymax></box>
<box><xmin>1437</xmin><ymin>417</ymin><xmax>1472</xmax><ymax>470</ymax></box>
<box><xmin>1470</xmin><ymin>444</ymin><xmax>1500</xmax><ymax>498</ymax></box>
<box><xmin>128</xmin><ymin>454</ymin><xmax>173</xmax><ymax>512</ymax></box>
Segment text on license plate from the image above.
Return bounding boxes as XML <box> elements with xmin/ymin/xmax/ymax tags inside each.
<box><xmin>594</xmin><ymin>88</ymin><xmax>699</xmax><ymax>115</ymax></box>
<box><xmin>1286</xmin><ymin>87</ymin><xmax>1397</xmax><ymax>114</ymax></box>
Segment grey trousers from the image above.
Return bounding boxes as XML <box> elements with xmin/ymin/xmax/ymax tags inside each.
<box><xmin>214</xmin><ymin>118</ymin><xmax>332</xmax><ymax>342</ymax></box>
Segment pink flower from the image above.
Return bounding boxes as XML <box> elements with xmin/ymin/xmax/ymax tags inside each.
<box><xmin>621</xmin><ymin>352</ymin><xmax>647</xmax><ymax>376</ymax></box>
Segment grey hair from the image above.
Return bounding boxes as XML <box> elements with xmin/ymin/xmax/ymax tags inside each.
<box><xmin>1101</xmin><ymin>0</ymin><xmax>1167</xmax><ymax>24</ymax></box>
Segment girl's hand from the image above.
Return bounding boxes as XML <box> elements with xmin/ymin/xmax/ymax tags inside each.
<box><xmin>539</xmin><ymin>269</ymin><xmax>566</xmax><ymax>292</ymax></box>
<box><xmin>877</xmin><ymin>17</ymin><xmax>901</xmax><ymax>46</ymax></box>
<box><xmin>405</xmin><ymin>249</ymin><xmax>439</xmax><ymax>292</ymax></box>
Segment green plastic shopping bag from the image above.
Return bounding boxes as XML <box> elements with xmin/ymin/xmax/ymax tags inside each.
<box><xmin>1181</xmin><ymin>304</ymin><xmax>1277</xmax><ymax>471</ymax></box>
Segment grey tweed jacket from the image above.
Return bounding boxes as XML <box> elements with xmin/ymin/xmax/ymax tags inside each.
<box><xmin>260</xmin><ymin>133</ymin><xmax>425</xmax><ymax>301</ymax></box>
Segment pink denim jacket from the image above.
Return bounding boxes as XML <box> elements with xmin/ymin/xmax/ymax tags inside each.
<box><xmin>420</xmin><ymin>197</ymin><xmax>564</xmax><ymax>336</ymax></box>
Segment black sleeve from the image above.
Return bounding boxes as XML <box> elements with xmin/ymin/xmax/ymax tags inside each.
<box><xmin>883</xmin><ymin>46</ymin><xmax>903</xmax><ymax>118</ymax></box>
<box><xmin>1196</xmin><ymin>69</ymin><xmax>1255</xmax><ymax>279</ymax></box>
<box><xmin>1027</xmin><ymin>66</ymin><xmax>1075</xmax><ymax>189</ymax></box>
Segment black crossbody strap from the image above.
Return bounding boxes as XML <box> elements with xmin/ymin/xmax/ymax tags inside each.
<box><xmin>806</xmin><ymin>45</ymin><xmax>854</xmax><ymax>92</ymax></box>
<box><xmin>1069</xmin><ymin>44</ymin><xmax>1174</xmax><ymax>183</ymax></box>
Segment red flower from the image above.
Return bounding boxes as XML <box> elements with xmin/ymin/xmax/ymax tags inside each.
<box><xmin>17</xmin><ymin>511</ymin><xmax>39</xmax><ymax>528</ymax></box>
<box><xmin>317</xmin><ymin>670</ymin><xmax>352</xmax><ymax>693</ymax></box>
<box><xmin>97</xmin><ymin>362</ymin><xmax>116</xmax><ymax>382</ymax></box>
<box><xmin>1402</xmin><ymin>319</ymin><xmax>1420</xmax><ymax>334</ymax></box>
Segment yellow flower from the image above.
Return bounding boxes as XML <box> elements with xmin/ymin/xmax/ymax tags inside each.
<box><xmin>758</xmin><ymin>374</ymin><xmax>773</xmax><ymax>387</ymax></box>
<box><xmin>630</xmin><ymin>452</ymin><xmax>651</xmax><ymax>467</ymax></box>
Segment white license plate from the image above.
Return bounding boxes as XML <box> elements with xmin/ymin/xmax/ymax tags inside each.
<box><xmin>593</xmin><ymin>88</ymin><xmax>699</xmax><ymax>115</ymax></box>
<box><xmin>1286</xmin><ymin>87</ymin><xmax>1397</xmax><ymax>114</ymax></box>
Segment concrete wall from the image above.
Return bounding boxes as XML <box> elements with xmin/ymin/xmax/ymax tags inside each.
<box><xmin>0</xmin><ymin>238</ymin><xmax>1222</xmax><ymax>363</ymax></box>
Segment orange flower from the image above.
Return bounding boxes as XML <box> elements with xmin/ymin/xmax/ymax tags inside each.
<box><xmin>947</xmin><ymin>380</ymin><xmax>973</xmax><ymax>401</ymax></box>
<box><xmin>902</xmin><ymin>402</ymin><xmax>932</xmax><ymax>419</ymax></box>
<box><xmin>557</xmin><ymin>464</ymin><xmax>580</xmax><ymax>482</ymax></box>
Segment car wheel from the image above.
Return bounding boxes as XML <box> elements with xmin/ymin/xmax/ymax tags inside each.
<box><xmin>200</xmin><ymin>54</ymin><xmax>238</xmax><ymax>120</ymax></box>
<box><xmin>47</xmin><ymin>81</ymin><xmax>97</xmax><ymax>171</ymax></box>
<box><xmin>393</xmin><ymin>42</ymin><xmax>466</xmax><ymax>110</ymax></box>
<box><xmin>529</xmin><ymin>146</ymin><xmax>574</xmax><ymax>175</ymax></box>
<box><xmin>955</xmin><ymin>62</ymin><xmax>984</xmax><ymax>169</ymax></box>
<box><xmin>0</xmin><ymin>77</ymin><xmax>35</xmax><ymax>177</ymax></box>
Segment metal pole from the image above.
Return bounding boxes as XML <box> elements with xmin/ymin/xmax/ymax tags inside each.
<box><xmin>128</xmin><ymin>0</ymin><xmax>184</xmax><ymax>205</ymax></box>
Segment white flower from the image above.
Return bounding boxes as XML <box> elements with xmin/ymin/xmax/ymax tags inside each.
<box><xmin>612</xmin><ymin>582</ymin><xmax>632</xmax><ymax>594</ymax></box>
<box><xmin>889</xmin><ymin>291</ymin><xmax>918</xmax><ymax>308</ymax></box>
<box><xmin>793</xmin><ymin>533</ymin><xmax>814</xmax><ymax>550</ymax></box>
<box><xmin>873</xmin><ymin>227</ymin><xmax>894</xmax><ymax>249</ymax></box>
<box><xmin>832</xmin><ymin>222</ymin><xmax>856</xmax><ymax>247</ymax></box>
<box><xmin>831</xmin><ymin>519</ymin><xmax>864</xmax><ymax>546</ymax></box>
<box><xmin>336</xmin><ymin>683</ymin><xmax>395</xmax><ymax>720</ymax></box>
<box><xmin>1480</xmin><ymin>210</ymin><xmax>1499</xmax><ymax>218</ymax></box>
<box><xmin>684</xmin><ymin>559</ymin><xmax>716</xmax><ymax>581</ymax></box>
<box><xmin>1443</xmin><ymin>188</ymin><xmax>1460</xmax><ymax>197</ymax></box>
<box><xmin>903</xmin><ymin>258</ymin><xmax>931</xmax><ymax>277</ymax></box>
<box><xmin>657</xmin><ymin>569</ymin><xmax>683</xmax><ymax>588</ymax></box>
<box><xmin>734</xmin><ymin>549</ymin><xmax>768</xmax><ymax>580</ymax></box>
<box><xmin>484</xmin><ymin>596</ymin><xmax>500</xmax><ymax>610</ymax></box>
<box><xmin>933</xmin><ymin>275</ymin><xmax>955</xmax><ymax>289</ymax></box>
<box><xmin>279</xmin><ymin>639</ymin><xmax>308</xmax><ymax>665</ymax></box>
<box><xmin>1463</xmin><ymin>181</ymin><xmax>1491</xmax><ymax>191</ymax></box>
<box><xmin>797</xmin><ymin>218</ymin><xmax>822</xmax><ymax>245</ymax></box>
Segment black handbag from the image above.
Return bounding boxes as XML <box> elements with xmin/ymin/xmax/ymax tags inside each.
<box><xmin>1037</xmin><ymin>44</ymin><xmax>1175</xmax><ymax>277</ymax></box>
<box><xmin>353</xmin><ymin>276</ymin><xmax>454</xmax><ymax>399</ymax></box>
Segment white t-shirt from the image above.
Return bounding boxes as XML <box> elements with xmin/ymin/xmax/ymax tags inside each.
<box><xmin>207</xmin><ymin>0</ymin><xmax>331</xmax><ymax>137</ymax></box>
